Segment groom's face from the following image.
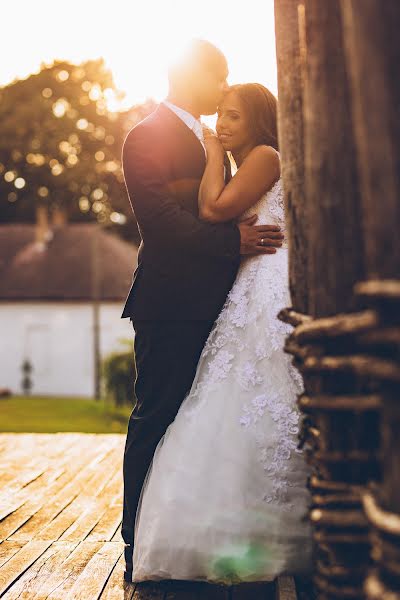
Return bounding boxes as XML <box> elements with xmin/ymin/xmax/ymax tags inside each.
<box><xmin>194</xmin><ymin>60</ymin><xmax>229</xmax><ymax>116</ymax></box>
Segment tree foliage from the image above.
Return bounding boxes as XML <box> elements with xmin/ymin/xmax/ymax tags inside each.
<box><xmin>102</xmin><ymin>338</ymin><xmax>135</xmax><ymax>407</ymax></box>
<box><xmin>0</xmin><ymin>59</ymin><xmax>156</xmax><ymax>242</ymax></box>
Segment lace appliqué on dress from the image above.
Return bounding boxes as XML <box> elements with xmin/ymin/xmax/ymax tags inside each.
<box><xmin>185</xmin><ymin>179</ymin><xmax>304</xmax><ymax>510</ymax></box>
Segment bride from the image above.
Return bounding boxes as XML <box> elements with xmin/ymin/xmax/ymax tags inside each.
<box><xmin>132</xmin><ymin>83</ymin><xmax>312</xmax><ymax>583</ymax></box>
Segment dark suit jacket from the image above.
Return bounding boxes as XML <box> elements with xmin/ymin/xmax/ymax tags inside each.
<box><xmin>121</xmin><ymin>103</ymin><xmax>241</xmax><ymax>321</ymax></box>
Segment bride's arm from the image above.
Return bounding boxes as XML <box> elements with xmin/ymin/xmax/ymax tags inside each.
<box><xmin>199</xmin><ymin>136</ymin><xmax>280</xmax><ymax>223</ymax></box>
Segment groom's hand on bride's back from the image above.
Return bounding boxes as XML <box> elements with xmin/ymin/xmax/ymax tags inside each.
<box><xmin>238</xmin><ymin>215</ymin><xmax>284</xmax><ymax>255</ymax></box>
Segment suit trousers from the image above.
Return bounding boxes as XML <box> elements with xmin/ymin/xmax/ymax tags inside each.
<box><xmin>121</xmin><ymin>318</ymin><xmax>214</xmax><ymax>547</ymax></box>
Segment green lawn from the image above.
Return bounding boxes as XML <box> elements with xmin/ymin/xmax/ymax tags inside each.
<box><xmin>0</xmin><ymin>395</ymin><xmax>133</xmax><ymax>433</ymax></box>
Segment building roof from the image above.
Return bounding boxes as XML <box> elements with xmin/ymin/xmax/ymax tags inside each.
<box><xmin>0</xmin><ymin>223</ymin><xmax>137</xmax><ymax>301</ymax></box>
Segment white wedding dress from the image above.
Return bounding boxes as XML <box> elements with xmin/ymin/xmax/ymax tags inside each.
<box><xmin>132</xmin><ymin>175</ymin><xmax>312</xmax><ymax>584</ymax></box>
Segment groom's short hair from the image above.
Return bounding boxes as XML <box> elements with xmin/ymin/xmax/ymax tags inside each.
<box><xmin>168</xmin><ymin>39</ymin><xmax>228</xmax><ymax>87</ymax></box>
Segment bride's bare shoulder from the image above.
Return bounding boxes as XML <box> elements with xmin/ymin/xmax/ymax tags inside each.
<box><xmin>243</xmin><ymin>145</ymin><xmax>280</xmax><ymax>171</ymax></box>
<box><xmin>236</xmin><ymin>145</ymin><xmax>280</xmax><ymax>188</ymax></box>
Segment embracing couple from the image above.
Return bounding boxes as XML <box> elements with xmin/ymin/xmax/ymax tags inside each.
<box><xmin>120</xmin><ymin>39</ymin><xmax>312</xmax><ymax>585</ymax></box>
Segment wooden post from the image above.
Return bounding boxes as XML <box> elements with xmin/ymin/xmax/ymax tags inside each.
<box><xmin>274</xmin><ymin>0</ymin><xmax>308</xmax><ymax>314</ymax></box>
<box><xmin>303</xmin><ymin>0</ymin><xmax>364</xmax><ymax>318</ymax></box>
<box><xmin>341</xmin><ymin>2</ymin><xmax>400</xmax><ymax>596</ymax></box>
<box><xmin>277</xmin><ymin>2</ymin><xmax>378</xmax><ymax>597</ymax></box>
<box><xmin>340</xmin><ymin>0</ymin><xmax>400</xmax><ymax>281</ymax></box>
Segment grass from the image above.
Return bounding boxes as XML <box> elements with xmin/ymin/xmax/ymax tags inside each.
<box><xmin>0</xmin><ymin>395</ymin><xmax>133</xmax><ymax>433</ymax></box>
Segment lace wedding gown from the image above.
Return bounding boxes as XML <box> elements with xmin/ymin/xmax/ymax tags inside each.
<box><xmin>132</xmin><ymin>176</ymin><xmax>312</xmax><ymax>584</ymax></box>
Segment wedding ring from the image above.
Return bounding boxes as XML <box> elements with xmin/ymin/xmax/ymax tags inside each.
<box><xmin>260</xmin><ymin>238</ymin><xmax>265</xmax><ymax>246</ymax></box>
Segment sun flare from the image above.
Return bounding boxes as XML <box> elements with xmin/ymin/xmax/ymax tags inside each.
<box><xmin>0</xmin><ymin>0</ymin><xmax>277</xmax><ymax>112</ymax></box>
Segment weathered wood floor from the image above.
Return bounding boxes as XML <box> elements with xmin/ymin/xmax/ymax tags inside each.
<box><xmin>0</xmin><ymin>434</ymin><xmax>297</xmax><ymax>599</ymax></box>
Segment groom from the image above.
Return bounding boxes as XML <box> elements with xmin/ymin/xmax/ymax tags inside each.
<box><xmin>120</xmin><ymin>39</ymin><xmax>283</xmax><ymax>582</ymax></box>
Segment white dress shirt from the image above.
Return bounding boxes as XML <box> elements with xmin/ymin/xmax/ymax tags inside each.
<box><xmin>163</xmin><ymin>100</ymin><xmax>206</xmax><ymax>153</ymax></box>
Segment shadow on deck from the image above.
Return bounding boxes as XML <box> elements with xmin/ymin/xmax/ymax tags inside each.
<box><xmin>0</xmin><ymin>434</ymin><xmax>299</xmax><ymax>599</ymax></box>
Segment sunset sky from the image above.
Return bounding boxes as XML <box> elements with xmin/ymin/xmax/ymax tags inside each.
<box><xmin>1</xmin><ymin>0</ymin><xmax>277</xmax><ymax>108</ymax></box>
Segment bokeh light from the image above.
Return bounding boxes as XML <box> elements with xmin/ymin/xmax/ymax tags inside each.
<box><xmin>14</xmin><ymin>177</ymin><xmax>26</xmax><ymax>189</ymax></box>
<box><xmin>52</xmin><ymin>98</ymin><xmax>70</xmax><ymax>118</ymax></box>
<box><xmin>38</xmin><ymin>186</ymin><xmax>49</xmax><ymax>197</ymax></box>
<box><xmin>4</xmin><ymin>171</ymin><xmax>16</xmax><ymax>182</ymax></box>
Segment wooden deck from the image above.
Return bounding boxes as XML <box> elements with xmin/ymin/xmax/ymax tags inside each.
<box><xmin>0</xmin><ymin>434</ymin><xmax>298</xmax><ymax>599</ymax></box>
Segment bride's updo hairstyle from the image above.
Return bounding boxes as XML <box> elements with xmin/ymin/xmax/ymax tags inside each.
<box><xmin>228</xmin><ymin>83</ymin><xmax>279</xmax><ymax>151</ymax></box>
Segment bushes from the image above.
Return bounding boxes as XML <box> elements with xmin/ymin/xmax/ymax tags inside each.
<box><xmin>102</xmin><ymin>338</ymin><xmax>136</xmax><ymax>407</ymax></box>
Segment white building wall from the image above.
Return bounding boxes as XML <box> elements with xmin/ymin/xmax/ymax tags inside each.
<box><xmin>0</xmin><ymin>302</ymin><xmax>133</xmax><ymax>397</ymax></box>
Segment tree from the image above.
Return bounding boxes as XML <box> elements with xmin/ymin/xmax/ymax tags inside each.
<box><xmin>102</xmin><ymin>338</ymin><xmax>135</xmax><ymax>407</ymax></box>
<box><xmin>0</xmin><ymin>59</ymin><xmax>156</xmax><ymax>243</ymax></box>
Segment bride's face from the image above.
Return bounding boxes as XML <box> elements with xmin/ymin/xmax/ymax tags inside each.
<box><xmin>216</xmin><ymin>92</ymin><xmax>255</xmax><ymax>153</ymax></box>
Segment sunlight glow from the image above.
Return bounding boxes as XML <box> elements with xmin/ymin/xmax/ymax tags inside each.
<box><xmin>0</xmin><ymin>1</ymin><xmax>277</xmax><ymax>110</ymax></box>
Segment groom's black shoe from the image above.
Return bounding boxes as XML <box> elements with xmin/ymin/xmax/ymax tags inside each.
<box><xmin>124</xmin><ymin>544</ymin><xmax>133</xmax><ymax>583</ymax></box>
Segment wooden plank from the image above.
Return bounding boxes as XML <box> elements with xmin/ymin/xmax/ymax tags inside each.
<box><xmin>43</xmin><ymin>541</ymin><xmax>103</xmax><ymax>600</ymax></box>
<box><xmin>275</xmin><ymin>576</ymin><xmax>297</xmax><ymax>600</ymax></box>
<box><xmin>0</xmin><ymin>473</ymin><xmax>91</xmax><ymax>542</ymax></box>
<box><xmin>0</xmin><ymin>541</ymin><xmax>24</xmax><ymax>569</ymax></box>
<box><xmin>37</xmin><ymin>448</ymin><xmax>122</xmax><ymax>542</ymax></box>
<box><xmin>7</xmin><ymin>438</ymin><xmax>119</xmax><ymax>543</ymax></box>
<box><xmin>0</xmin><ymin>433</ymin><xmax>70</xmax><ymax>481</ymax></box>
<box><xmin>87</xmin><ymin>503</ymin><xmax>122</xmax><ymax>542</ymax></box>
<box><xmin>58</xmin><ymin>459</ymin><xmax>122</xmax><ymax>542</ymax></box>
<box><xmin>133</xmin><ymin>581</ymin><xmax>167</xmax><ymax>599</ymax></box>
<box><xmin>203</xmin><ymin>585</ymin><xmax>230</xmax><ymax>600</ymax></box>
<box><xmin>110</xmin><ymin>523</ymin><xmax>123</xmax><ymax>543</ymax></box>
<box><xmin>200</xmin><ymin>586</ymin><xmax>230</xmax><ymax>600</ymax></box>
<box><xmin>0</xmin><ymin>433</ymin><xmax>72</xmax><ymax>515</ymax></box>
<box><xmin>0</xmin><ymin>434</ymin><xmax>68</xmax><ymax>476</ymax></box>
<box><xmin>0</xmin><ymin>466</ymin><xmax>48</xmax><ymax>498</ymax></box>
<box><xmin>0</xmin><ymin>463</ymin><xmax>65</xmax><ymax>524</ymax></box>
<box><xmin>1</xmin><ymin>541</ymin><xmax>78</xmax><ymax>600</ymax></box>
<box><xmin>232</xmin><ymin>582</ymin><xmax>276</xmax><ymax>599</ymax></box>
<box><xmin>100</xmin><ymin>553</ymin><xmax>136</xmax><ymax>599</ymax></box>
<box><xmin>66</xmin><ymin>541</ymin><xmax>123</xmax><ymax>599</ymax></box>
<box><xmin>0</xmin><ymin>433</ymin><xmax>77</xmax><ymax>479</ymax></box>
<box><xmin>0</xmin><ymin>434</ymin><xmax>41</xmax><ymax>460</ymax></box>
<box><xmin>0</xmin><ymin>436</ymin><xmax>11</xmax><ymax>454</ymax></box>
<box><xmin>0</xmin><ymin>436</ymin><xmax>130</xmax><ymax>598</ymax></box>
<box><xmin>162</xmin><ymin>580</ymin><xmax>231</xmax><ymax>600</ymax></box>
<box><xmin>163</xmin><ymin>581</ymin><xmax>201</xmax><ymax>600</ymax></box>
<box><xmin>0</xmin><ymin>540</ymin><xmax>52</xmax><ymax>596</ymax></box>
<box><xmin>0</xmin><ymin>434</ymin><xmax>100</xmax><ymax>530</ymax></box>
<box><xmin>166</xmin><ymin>581</ymin><xmax>230</xmax><ymax>600</ymax></box>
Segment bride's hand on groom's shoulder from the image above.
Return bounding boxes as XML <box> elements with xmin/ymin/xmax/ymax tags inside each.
<box><xmin>202</xmin><ymin>124</ymin><xmax>216</xmax><ymax>139</ymax></box>
<box><xmin>205</xmin><ymin>136</ymin><xmax>224</xmax><ymax>157</ymax></box>
<box><xmin>202</xmin><ymin>124</ymin><xmax>221</xmax><ymax>143</ymax></box>
<box><xmin>202</xmin><ymin>127</ymin><xmax>224</xmax><ymax>160</ymax></box>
